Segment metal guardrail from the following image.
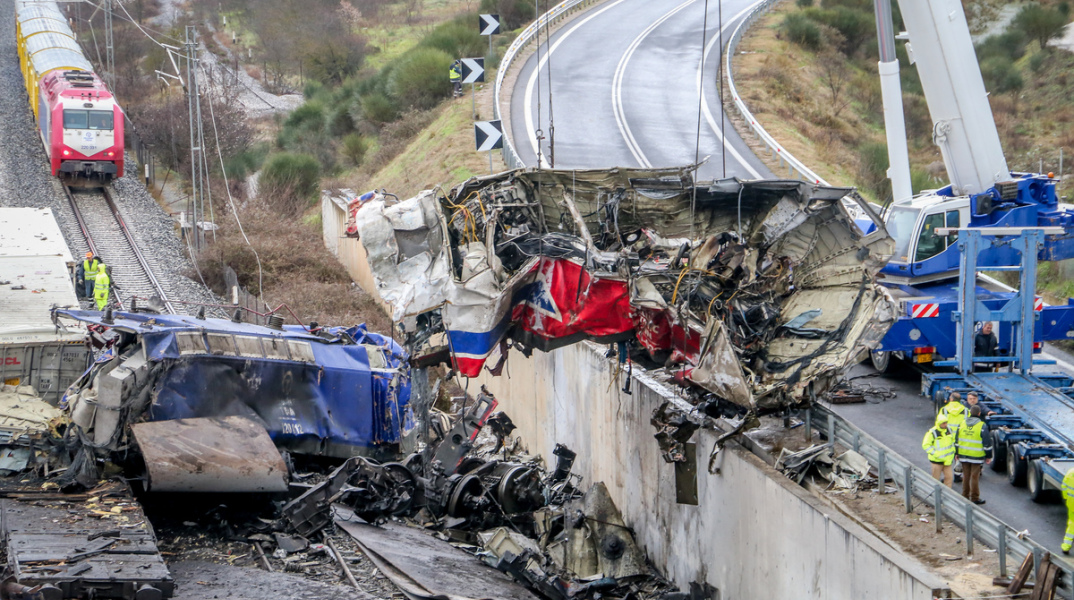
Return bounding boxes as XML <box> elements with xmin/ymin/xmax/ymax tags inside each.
<box><xmin>807</xmin><ymin>403</ymin><xmax>1072</xmax><ymax>597</ymax></box>
<box><xmin>724</xmin><ymin>0</ymin><xmax>828</xmax><ymax>184</ymax></box>
<box><xmin>494</xmin><ymin>0</ymin><xmax>603</xmax><ymax>169</ymax></box>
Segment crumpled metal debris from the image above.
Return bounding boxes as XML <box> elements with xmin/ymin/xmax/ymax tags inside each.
<box><xmin>349</xmin><ymin>168</ymin><xmax>895</xmax><ymax>412</ymax></box>
<box><xmin>777</xmin><ymin>444</ymin><xmax>871</xmax><ymax>489</ymax></box>
<box><xmin>49</xmin><ymin>309</ymin><xmax>414</xmax><ymax>491</ymax></box>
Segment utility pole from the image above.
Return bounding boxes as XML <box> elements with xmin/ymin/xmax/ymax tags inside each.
<box><xmin>104</xmin><ymin>0</ymin><xmax>114</xmax><ymax>92</ymax></box>
<box><xmin>185</xmin><ymin>26</ymin><xmax>204</xmax><ymax>250</ymax></box>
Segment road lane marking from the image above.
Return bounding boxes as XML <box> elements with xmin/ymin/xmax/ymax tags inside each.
<box><xmin>611</xmin><ymin>0</ymin><xmax>698</xmax><ymax>168</ymax></box>
<box><xmin>523</xmin><ymin>0</ymin><xmax>630</xmax><ymax>167</ymax></box>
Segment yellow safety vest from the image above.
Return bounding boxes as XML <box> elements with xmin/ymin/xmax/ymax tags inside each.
<box><xmin>940</xmin><ymin>401</ymin><xmax>966</xmax><ymax>430</ymax></box>
<box><xmin>83</xmin><ymin>259</ymin><xmax>100</xmax><ymax>278</ymax></box>
<box><xmin>1062</xmin><ymin>467</ymin><xmax>1074</xmax><ymax>502</ymax></box>
<box><xmin>94</xmin><ymin>271</ymin><xmax>111</xmax><ymax>309</ymax></box>
<box><xmin>449</xmin><ymin>65</ymin><xmax>461</xmax><ymax>82</ymax></box>
<box><xmin>922</xmin><ymin>426</ymin><xmax>955</xmax><ymax>465</ymax></box>
<box><xmin>956</xmin><ymin>420</ymin><xmax>986</xmax><ymax>458</ymax></box>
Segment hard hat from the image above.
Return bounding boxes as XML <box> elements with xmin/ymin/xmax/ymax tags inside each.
<box><xmin>85</xmin><ymin>251</ymin><xmax>93</xmax><ymax>258</ymax></box>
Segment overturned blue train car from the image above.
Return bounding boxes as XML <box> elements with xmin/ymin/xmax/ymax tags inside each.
<box><xmin>53</xmin><ymin>309</ymin><xmax>415</xmax><ymax>472</ymax></box>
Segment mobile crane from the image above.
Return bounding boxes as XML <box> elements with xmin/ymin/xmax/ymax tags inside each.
<box><xmin>861</xmin><ymin>0</ymin><xmax>1074</xmax><ymax>372</ymax></box>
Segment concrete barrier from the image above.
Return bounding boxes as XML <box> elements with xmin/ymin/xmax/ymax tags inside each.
<box><xmin>321</xmin><ymin>191</ymin><xmax>387</xmax><ymax>312</ymax></box>
<box><xmin>474</xmin><ymin>341</ymin><xmax>949</xmax><ymax>599</ymax></box>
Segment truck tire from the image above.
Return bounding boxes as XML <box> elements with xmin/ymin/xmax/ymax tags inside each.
<box><xmin>870</xmin><ymin>350</ymin><xmax>891</xmax><ymax>373</ymax></box>
<box><xmin>1008</xmin><ymin>442</ymin><xmax>1027</xmax><ymax>487</ymax></box>
<box><xmin>991</xmin><ymin>440</ymin><xmax>1007</xmax><ymax>473</ymax></box>
<box><xmin>1028</xmin><ymin>459</ymin><xmax>1047</xmax><ymax>502</ymax></box>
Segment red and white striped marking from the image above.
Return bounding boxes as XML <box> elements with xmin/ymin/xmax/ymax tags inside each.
<box><xmin>1035</xmin><ymin>296</ymin><xmax>1044</xmax><ymax>311</ymax></box>
<box><xmin>911</xmin><ymin>303</ymin><xmax>940</xmax><ymax>318</ymax></box>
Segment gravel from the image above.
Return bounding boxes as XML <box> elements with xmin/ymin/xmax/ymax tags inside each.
<box><xmin>0</xmin><ymin>0</ymin><xmax>222</xmax><ymax>315</ymax></box>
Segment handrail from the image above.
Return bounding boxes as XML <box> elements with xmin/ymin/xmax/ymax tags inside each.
<box><xmin>494</xmin><ymin>0</ymin><xmax>603</xmax><ymax>169</ymax></box>
<box><xmin>808</xmin><ymin>403</ymin><xmax>1072</xmax><ymax>598</ymax></box>
<box><xmin>724</xmin><ymin>0</ymin><xmax>828</xmax><ymax>184</ymax></box>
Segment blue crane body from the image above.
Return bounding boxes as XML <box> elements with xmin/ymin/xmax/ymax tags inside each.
<box><xmin>858</xmin><ymin>0</ymin><xmax>1074</xmax><ymax>371</ymax></box>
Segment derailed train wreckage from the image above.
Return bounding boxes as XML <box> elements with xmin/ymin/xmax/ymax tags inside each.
<box><xmin>352</xmin><ymin>167</ymin><xmax>896</xmax><ymax>413</ymax></box>
<box><xmin>47</xmin><ymin>309</ymin><xmax>414</xmax><ymax>491</ymax></box>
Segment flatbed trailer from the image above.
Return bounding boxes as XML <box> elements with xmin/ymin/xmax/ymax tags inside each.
<box><xmin>920</xmin><ymin>227</ymin><xmax>1074</xmax><ymax>502</ymax></box>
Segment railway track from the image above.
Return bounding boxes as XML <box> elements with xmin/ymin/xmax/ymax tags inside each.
<box><xmin>63</xmin><ymin>185</ymin><xmax>175</xmax><ymax>314</ymax></box>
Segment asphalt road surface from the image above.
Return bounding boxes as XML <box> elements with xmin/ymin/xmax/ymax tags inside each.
<box><xmin>834</xmin><ymin>350</ymin><xmax>1074</xmax><ymax>557</ymax></box>
<box><xmin>509</xmin><ymin>0</ymin><xmax>772</xmax><ymax>180</ymax></box>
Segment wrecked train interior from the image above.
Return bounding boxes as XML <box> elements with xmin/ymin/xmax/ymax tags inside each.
<box><xmin>352</xmin><ymin>167</ymin><xmax>896</xmax><ymax>412</ymax></box>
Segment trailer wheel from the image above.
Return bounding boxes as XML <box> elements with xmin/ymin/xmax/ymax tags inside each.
<box><xmin>1008</xmin><ymin>442</ymin><xmax>1027</xmax><ymax>487</ymax></box>
<box><xmin>991</xmin><ymin>441</ymin><xmax>1007</xmax><ymax>473</ymax></box>
<box><xmin>1028</xmin><ymin>459</ymin><xmax>1047</xmax><ymax>502</ymax></box>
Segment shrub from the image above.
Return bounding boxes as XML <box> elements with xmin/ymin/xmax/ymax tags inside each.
<box><xmin>1029</xmin><ymin>51</ymin><xmax>1047</xmax><ymax>73</ymax></box>
<box><xmin>796</xmin><ymin>0</ymin><xmax>814</xmax><ymax>8</ymax></box>
<box><xmin>1014</xmin><ymin>3</ymin><xmax>1068</xmax><ymax>49</ymax></box>
<box><xmin>303</xmin><ymin>80</ymin><xmax>325</xmax><ymax>100</ymax></box>
<box><xmin>804</xmin><ymin>6</ymin><xmax>872</xmax><ymax>55</ymax></box>
<box><xmin>980</xmin><ymin>56</ymin><xmax>1023</xmax><ymax>94</ymax></box>
<box><xmin>327</xmin><ymin>105</ymin><xmax>356</xmax><ymax>137</ymax></box>
<box><xmin>479</xmin><ymin>0</ymin><xmax>536</xmax><ymax>30</ymax></box>
<box><xmin>260</xmin><ymin>152</ymin><xmax>322</xmax><ymax>213</ymax></box>
<box><xmin>284</xmin><ymin>101</ymin><xmax>326</xmax><ymax>133</ymax></box>
<box><xmin>976</xmin><ymin>30</ymin><xmax>1028</xmax><ymax>62</ymax></box>
<box><xmin>358</xmin><ymin>91</ymin><xmax>399</xmax><ymax>124</ymax></box>
<box><xmin>421</xmin><ymin>18</ymin><xmax>487</xmax><ymax>59</ymax></box>
<box><xmin>340</xmin><ymin>133</ymin><xmax>371</xmax><ymax>166</ymax></box>
<box><xmin>389</xmin><ymin>47</ymin><xmax>455</xmax><ymax>111</ymax></box>
<box><xmin>857</xmin><ymin>141</ymin><xmax>890</xmax><ymax>200</ymax></box>
<box><xmin>781</xmin><ymin>13</ymin><xmax>822</xmax><ymax>50</ymax></box>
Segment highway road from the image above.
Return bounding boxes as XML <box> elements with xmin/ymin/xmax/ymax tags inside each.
<box><xmin>509</xmin><ymin>0</ymin><xmax>772</xmax><ymax>180</ymax></box>
<box><xmin>507</xmin><ymin>0</ymin><xmax>1074</xmax><ymax>560</ymax></box>
<box><xmin>835</xmin><ymin>357</ymin><xmax>1073</xmax><ymax>555</ymax></box>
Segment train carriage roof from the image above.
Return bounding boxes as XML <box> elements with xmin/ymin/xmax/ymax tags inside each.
<box><xmin>29</xmin><ymin>48</ymin><xmax>92</xmax><ymax>78</ymax></box>
<box><xmin>26</xmin><ymin>31</ymin><xmax>82</xmax><ymax>58</ymax></box>
<box><xmin>18</xmin><ymin>15</ymin><xmax>76</xmax><ymax>40</ymax></box>
<box><xmin>15</xmin><ymin>2</ymin><xmax>66</xmax><ymax>23</ymax></box>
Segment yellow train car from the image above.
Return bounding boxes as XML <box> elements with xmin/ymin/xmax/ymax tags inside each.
<box><xmin>14</xmin><ymin>1</ymin><xmax>91</xmax><ymax>119</ymax></box>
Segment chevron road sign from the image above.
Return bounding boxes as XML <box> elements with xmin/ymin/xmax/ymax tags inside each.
<box><xmin>460</xmin><ymin>58</ymin><xmax>485</xmax><ymax>84</ymax></box>
<box><xmin>479</xmin><ymin>14</ymin><xmax>501</xmax><ymax>35</ymax></box>
<box><xmin>475</xmin><ymin>120</ymin><xmax>503</xmax><ymax>152</ymax></box>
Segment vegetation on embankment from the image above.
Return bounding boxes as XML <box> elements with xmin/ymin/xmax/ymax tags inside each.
<box><xmin>731</xmin><ymin>0</ymin><xmax>1074</xmax><ymax>205</ymax></box>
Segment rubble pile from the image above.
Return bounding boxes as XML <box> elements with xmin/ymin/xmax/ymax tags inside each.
<box><xmin>281</xmin><ymin>388</ymin><xmax>687</xmax><ymax>600</ymax></box>
<box><xmin>351</xmin><ymin>168</ymin><xmax>895</xmax><ymax>413</ymax></box>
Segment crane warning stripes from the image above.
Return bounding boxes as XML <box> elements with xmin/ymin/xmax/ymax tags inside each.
<box><xmin>911</xmin><ymin>303</ymin><xmax>940</xmax><ymax>318</ymax></box>
<box><xmin>1035</xmin><ymin>296</ymin><xmax>1044</xmax><ymax>311</ymax></box>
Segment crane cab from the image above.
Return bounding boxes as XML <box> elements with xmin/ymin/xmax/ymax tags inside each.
<box><xmin>880</xmin><ymin>194</ymin><xmax>970</xmax><ymax>284</ymax></box>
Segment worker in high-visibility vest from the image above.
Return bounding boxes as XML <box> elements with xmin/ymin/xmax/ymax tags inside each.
<box><xmin>94</xmin><ymin>265</ymin><xmax>111</xmax><ymax>311</ymax></box>
<box><xmin>938</xmin><ymin>391</ymin><xmax>967</xmax><ymax>434</ymax></box>
<box><xmin>923</xmin><ymin>415</ymin><xmax>956</xmax><ymax>487</ymax></box>
<box><xmin>449</xmin><ymin>60</ymin><xmax>462</xmax><ymax>98</ymax></box>
<box><xmin>1062</xmin><ymin>467</ymin><xmax>1074</xmax><ymax>554</ymax></box>
<box><xmin>954</xmin><ymin>404</ymin><xmax>992</xmax><ymax>505</ymax></box>
<box><xmin>80</xmin><ymin>252</ymin><xmax>100</xmax><ymax>299</ymax></box>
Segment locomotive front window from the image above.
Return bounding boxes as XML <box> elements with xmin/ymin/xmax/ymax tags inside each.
<box><xmin>63</xmin><ymin>110</ymin><xmax>114</xmax><ymax>131</ymax></box>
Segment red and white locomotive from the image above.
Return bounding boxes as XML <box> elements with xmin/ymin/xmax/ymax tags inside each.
<box><xmin>40</xmin><ymin>70</ymin><xmax>124</xmax><ymax>180</ymax></box>
<box><xmin>15</xmin><ymin>0</ymin><xmax>125</xmax><ymax>182</ymax></box>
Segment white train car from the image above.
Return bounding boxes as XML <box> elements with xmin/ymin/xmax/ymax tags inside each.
<box><xmin>0</xmin><ymin>208</ymin><xmax>89</xmax><ymax>403</ymax></box>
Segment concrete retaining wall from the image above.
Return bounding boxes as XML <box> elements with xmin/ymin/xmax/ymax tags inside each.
<box><xmin>321</xmin><ymin>193</ymin><xmax>387</xmax><ymax>311</ymax></box>
<box><xmin>475</xmin><ymin>342</ymin><xmax>948</xmax><ymax>599</ymax></box>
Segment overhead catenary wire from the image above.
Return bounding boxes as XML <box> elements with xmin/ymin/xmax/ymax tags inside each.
<box><xmin>691</xmin><ymin>0</ymin><xmax>712</xmax><ymax>241</ymax></box>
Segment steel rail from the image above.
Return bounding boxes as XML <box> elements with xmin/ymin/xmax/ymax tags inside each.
<box><xmin>63</xmin><ymin>184</ymin><xmax>175</xmax><ymax>314</ymax></box>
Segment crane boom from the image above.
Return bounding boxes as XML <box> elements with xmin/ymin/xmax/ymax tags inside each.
<box><xmin>897</xmin><ymin>0</ymin><xmax>1009</xmax><ymax>195</ymax></box>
